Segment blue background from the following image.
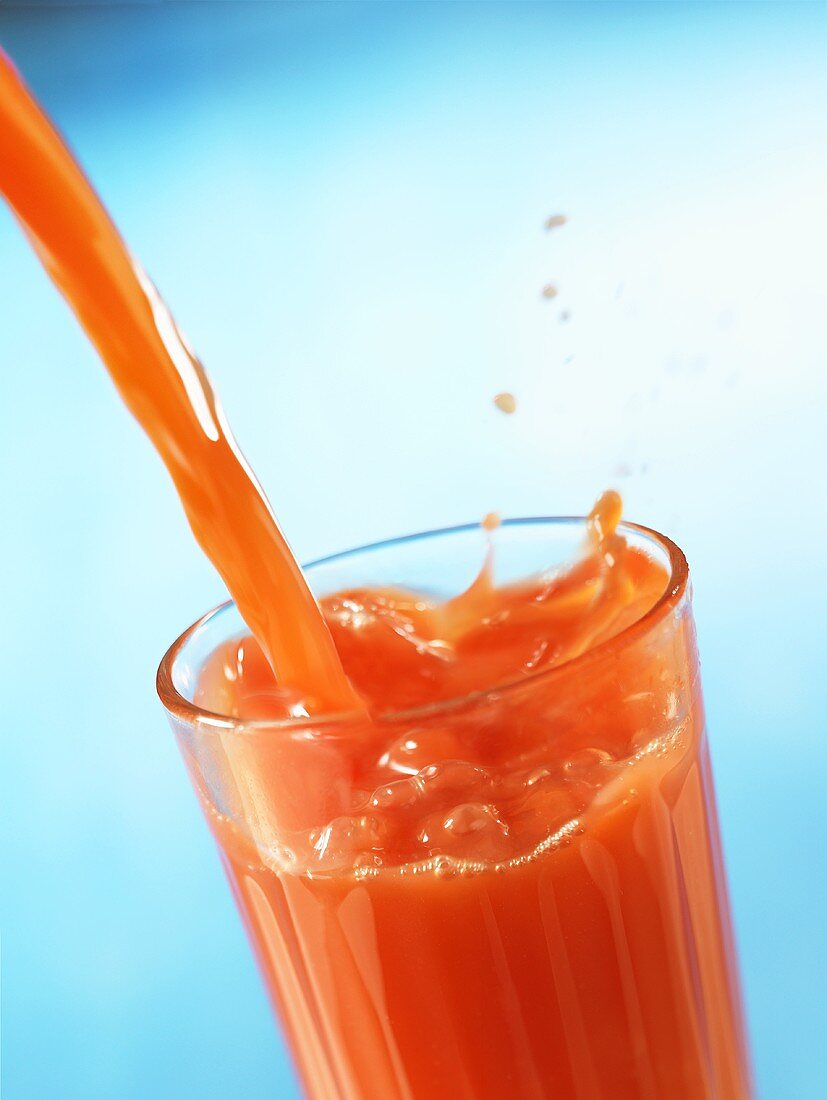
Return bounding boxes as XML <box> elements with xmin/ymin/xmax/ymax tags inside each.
<box><xmin>1</xmin><ymin>3</ymin><xmax>825</xmax><ymax>1097</ymax></box>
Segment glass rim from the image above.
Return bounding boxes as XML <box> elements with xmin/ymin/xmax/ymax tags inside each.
<box><xmin>157</xmin><ymin>516</ymin><xmax>689</xmax><ymax>733</ymax></box>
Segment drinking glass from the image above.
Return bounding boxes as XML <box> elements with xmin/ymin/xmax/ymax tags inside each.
<box><xmin>158</xmin><ymin>519</ymin><xmax>752</xmax><ymax>1099</ymax></box>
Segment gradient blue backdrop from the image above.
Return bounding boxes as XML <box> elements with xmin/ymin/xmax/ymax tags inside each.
<box><xmin>1</xmin><ymin>3</ymin><xmax>825</xmax><ymax>1097</ymax></box>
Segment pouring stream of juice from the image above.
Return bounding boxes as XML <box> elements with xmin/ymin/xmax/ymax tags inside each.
<box><xmin>0</xmin><ymin>51</ymin><xmax>360</xmax><ymax>715</ymax></box>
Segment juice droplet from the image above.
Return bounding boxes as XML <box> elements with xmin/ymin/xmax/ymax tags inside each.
<box><xmin>588</xmin><ymin>489</ymin><xmax>623</xmax><ymax>544</ymax></box>
<box><xmin>544</xmin><ymin>213</ymin><xmax>568</xmax><ymax>230</ymax></box>
<box><xmin>482</xmin><ymin>512</ymin><xmax>501</xmax><ymax>532</ymax></box>
<box><xmin>541</xmin><ymin>284</ymin><xmax>559</xmax><ymax>300</ymax></box>
<box><xmin>493</xmin><ymin>392</ymin><xmax>517</xmax><ymax>415</ymax></box>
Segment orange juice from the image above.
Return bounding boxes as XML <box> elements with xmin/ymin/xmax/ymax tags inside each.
<box><xmin>181</xmin><ymin>513</ymin><xmax>751</xmax><ymax>1099</ymax></box>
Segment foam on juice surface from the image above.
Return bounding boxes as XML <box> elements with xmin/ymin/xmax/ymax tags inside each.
<box><xmin>202</xmin><ymin>723</ymin><xmax>687</xmax><ymax>881</ymax></box>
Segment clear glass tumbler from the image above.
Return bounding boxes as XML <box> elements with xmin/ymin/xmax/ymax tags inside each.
<box><xmin>158</xmin><ymin>519</ymin><xmax>752</xmax><ymax>1099</ymax></box>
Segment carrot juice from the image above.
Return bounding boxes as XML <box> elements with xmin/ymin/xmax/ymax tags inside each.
<box><xmin>161</xmin><ymin>508</ymin><xmax>752</xmax><ymax>1099</ymax></box>
<box><xmin>1</xmin><ymin>49</ymin><xmax>750</xmax><ymax>1100</ymax></box>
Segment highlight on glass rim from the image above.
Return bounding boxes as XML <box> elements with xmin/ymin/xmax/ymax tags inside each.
<box><xmin>2</xmin><ymin>4</ymin><xmax>824</xmax><ymax>1099</ymax></box>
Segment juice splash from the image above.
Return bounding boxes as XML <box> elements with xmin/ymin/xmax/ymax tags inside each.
<box><xmin>0</xmin><ymin>51</ymin><xmax>358</xmax><ymax>714</ymax></box>
<box><xmin>196</xmin><ymin>490</ymin><xmax>656</xmax><ymax>720</ymax></box>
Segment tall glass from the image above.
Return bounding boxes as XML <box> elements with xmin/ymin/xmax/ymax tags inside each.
<box><xmin>158</xmin><ymin>519</ymin><xmax>751</xmax><ymax>1099</ymax></box>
